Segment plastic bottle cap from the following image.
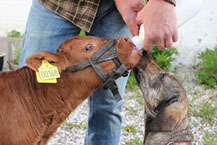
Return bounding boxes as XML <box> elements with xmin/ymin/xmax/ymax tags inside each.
<box><xmin>131</xmin><ymin>36</ymin><xmax>143</xmax><ymax>50</ymax></box>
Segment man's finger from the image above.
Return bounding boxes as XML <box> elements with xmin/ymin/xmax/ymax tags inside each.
<box><xmin>165</xmin><ymin>37</ymin><xmax>173</xmax><ymax>48</ymax></box>
<box><xmin>143</xmin><ymin>38</ymin><xmax>153</xmax><ymax>51</ymax></box>
<box><xmin>132</xmin><ymin>0</ymin><xmax>145</xmax><ymax>11</ymax></box>
<box><xmin>127</xmin><ymin>19</ymin><xmax>139</xmax><ymax>36</ymax></box>
<box><xmin>172</xmin><ymin>32</ymin><xmax>178</xmax><ymax>42</ymax></box>
<box><xmin>155</xmin><ymin>39</ymin><xmax>165</xmax><ymax>50</ymax></box>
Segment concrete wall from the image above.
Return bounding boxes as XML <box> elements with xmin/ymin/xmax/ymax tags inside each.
<box><xmin>0</xmin><ymin>38</ymin><xmax>23</xmax><ymax>69</ymax></box>
<box><xmin>0</xmin><ymin>0</ymin><xmax>217</xmax><ymax>66</ymax></box>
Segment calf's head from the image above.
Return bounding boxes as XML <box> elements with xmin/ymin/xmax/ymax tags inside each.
<box><xmin>25</xmin><ymin>36</ymin><xmax>142</xmax><ymax>81</ymax></box>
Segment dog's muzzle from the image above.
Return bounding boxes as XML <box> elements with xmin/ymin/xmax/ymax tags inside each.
<box><xmin>63</xmin><ymin>39</ymin><xmax>129</xmax><ymax>101</ymax></box>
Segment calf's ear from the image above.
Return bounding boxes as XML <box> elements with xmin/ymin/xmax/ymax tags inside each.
<box><xmin>25</xmin><ymin>51</ymin><xmax>63</xmax><ymax>72</ymax></box>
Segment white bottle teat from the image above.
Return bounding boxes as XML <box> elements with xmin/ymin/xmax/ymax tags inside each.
<box><xmin>131</xmin><ymin>0</ymin><xmax>203</xmax><ymax>50</ymax></box>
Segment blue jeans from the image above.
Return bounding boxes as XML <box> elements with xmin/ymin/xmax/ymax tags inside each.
<box><xmin>19</xmin><ymin>0</ymin><xmax>132</xmax><ymax>144</ymax></box>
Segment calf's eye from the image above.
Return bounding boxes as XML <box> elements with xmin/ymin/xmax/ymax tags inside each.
<box><xmin>84</xmin><ymin>44</ymin><xmax>92</xmax><ymax>51</ymax></box>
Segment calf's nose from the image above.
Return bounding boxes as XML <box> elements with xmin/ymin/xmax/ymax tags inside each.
<box><xmin>122</xmin><ymin>36</ymin><xmax>131</xmax><ymax>42</ymax></box>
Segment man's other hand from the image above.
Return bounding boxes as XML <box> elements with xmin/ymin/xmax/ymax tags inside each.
<box><xmin>115</xmin><ymin>0</ymin><xmax>144</xmax><ymax>36</ymax></box>
<box><xmin>138</xmin><ymin>0</ymin><xmax>178</xmax><ymax>51</ymax></box>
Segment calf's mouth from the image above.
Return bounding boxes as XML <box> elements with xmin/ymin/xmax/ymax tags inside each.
<box><xmin>115</xmin><ymin>36</ymin><xmax>142</xmax><ymax>70</ymax></box>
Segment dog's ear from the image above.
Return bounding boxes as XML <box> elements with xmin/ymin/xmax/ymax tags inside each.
<box><xmin>25</xmin><ymin>51</ymin><xmax>63</xmax><ymax>72</ymax></box>
<box><xmin>148</xmin><ymin>103</ymin><xmax>183</xmax><ymax>132</ymax></box>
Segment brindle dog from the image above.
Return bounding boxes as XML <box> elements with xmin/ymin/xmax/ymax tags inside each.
<box><xmin>133</xmin><ymin>51</ymin><xmax>193</xmax><ymax>145</ymax></box>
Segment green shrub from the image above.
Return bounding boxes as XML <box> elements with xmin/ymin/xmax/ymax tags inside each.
<box><xmin>79</xmin><ymin>30</ymin><xmax>86</xmax><ymax>36</ymax></box>
<box><xmin>149</xmin><ymin>46</ymin><xmax>178</xmax><ymax>72</ymax></box>
<box><xmin>194</xmin><ymin>48</ymin><xmax>217</xmax><ymax>88</ymax></box>
<box><xmin>126</xmin><ymin>46</ymin><xmax>178</xmax><ymax>91</ymax></box>
<box><xmin>8</xmin><ymin>30</ymin><xmax>24</xmax><ymax>38</ymax></box>
<box><xmin>14</xmin><ymin>46</ymin><xmax>22</xmax><ymax>64</ymax></box>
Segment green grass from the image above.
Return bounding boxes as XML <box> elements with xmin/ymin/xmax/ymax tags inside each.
<box><xmin>2</xmin><ymin>67</ymin><xmax>7</xmax><ymax>71</ymax></box>
<box><xmin>192</xmin><ymin>100</ymin><xmax>217</xmax><ymax>124</ymax></box>
<box><xmin>202</xmin><ymin>131</ymin><xmax>217</xmax><ymax>145</ymax></box>
<box><xmin>126</xmin><ymin>137</ymin><xmax>143</xmax><ymax>145</ymax></box>
<box><xmin>61</xmin><ymin>120</ymin><xmax>87</xmax><ymax>130</ymax></box>
<box><xmin>126</xmin><ymin>71</ymin><xmax>139</xmax><ymax>92</ymax></box>
<box><xmin>123</xmin><ymin>125</ymin><xmax>137</xmax><ymax>135</ymax></box>
<box><xmin>136</xmin><ymin>95</ymin><xmax>144</xmax><ymax>106</ymax></box>
<box><xmin>125</xmin><ymin>106</ymin><xmax>139</xmax><ymax>115</ymax></box>
<box><xmin>79</xmin><ymin>121</ymin><xmax>87</xmax><ymax>129</ymax></box>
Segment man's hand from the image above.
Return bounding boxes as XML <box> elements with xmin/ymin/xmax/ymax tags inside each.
<box><xmin>138</xmin><ymin>0</ymin><xmax>178</xmax><ymax>51</ymax></box>
<box><xmin>115</xmin><ymin>0</ymin><xmax>144</xmax><ymax>36</ymax></box>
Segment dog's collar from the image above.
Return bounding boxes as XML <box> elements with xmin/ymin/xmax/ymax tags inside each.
<box><xmin>63</xmin><ymin>39</ymin><xmax>129</xmax><ymax>101</ymax></box>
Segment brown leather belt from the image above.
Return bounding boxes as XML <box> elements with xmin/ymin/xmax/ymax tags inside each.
<box><xmin>165</xmin><ymin>141</ymin><xmax>192</xmax><ymax>145</ymax></box>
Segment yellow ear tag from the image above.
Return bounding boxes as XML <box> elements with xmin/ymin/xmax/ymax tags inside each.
<box><xmin>36</xmin><ymin>71</ymin><xmax>57</xmax><ymax>83</ymax></box>
<box><xmin>36</xmin><ymin>60</ymin><xmax>60</xmax><ymax>83</ymax></box>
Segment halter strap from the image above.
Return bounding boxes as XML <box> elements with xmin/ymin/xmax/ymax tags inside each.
<box><xmin>63</xmin><ymin>39</ymin><xmax>128</xmax><ymax>101</ymax></box>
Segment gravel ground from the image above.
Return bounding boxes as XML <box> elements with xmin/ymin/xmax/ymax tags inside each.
<box><xmin>48</xmin><ymin>67</ymin><xmax>217</xmax><ymax>145</ymax></box>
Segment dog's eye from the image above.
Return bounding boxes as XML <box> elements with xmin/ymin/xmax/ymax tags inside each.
<box><xmin>84</xmin><ymin>44</ymin><xmax>92</xmax><ymax>51</ymax></box>
<box><xmin>158</xmin><ymin>73</ymin><xmax>165</xmax><ymax>81</ymax></box>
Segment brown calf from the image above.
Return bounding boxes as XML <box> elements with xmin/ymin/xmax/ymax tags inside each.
<box><xmin>133</xmin><ymin>51</ymin><xmax>193</xmax><ymax>145</ymax></box>
<box><xmin>0</xmin><ymin>36</ymin><xmax>142</xmax><ymax>145</ymax></box>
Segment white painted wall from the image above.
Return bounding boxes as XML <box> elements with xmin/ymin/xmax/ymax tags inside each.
<box><xmin>0</xmin><ymin>0</ymin><xmax>216</xmax><ymax>66</ymax></box>
<box><xmin>0</xmin><ymin>0</ymin><xmax>32</xmax><ymax>37</ymax></box>
<box><xmin>174</xmin><ymin>0</ymin><xmax>217</xmax><ymax>66</ymax></box>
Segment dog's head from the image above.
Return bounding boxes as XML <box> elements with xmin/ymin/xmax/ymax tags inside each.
<box><xmin>25</xmin><ymin>36</ymin><xmax>142</xmax><ymax>76</ymax></box>
<box><xmin>134</xmin><ymin>53</ymin><xmax>183</xmax><ymax>104</ymax></box>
